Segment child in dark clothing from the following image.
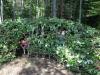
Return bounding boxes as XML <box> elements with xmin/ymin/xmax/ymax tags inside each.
<box><xmin>16</xmin><ymin>37</ymin><xmax>29</xmax><ymax>57</ymax></box>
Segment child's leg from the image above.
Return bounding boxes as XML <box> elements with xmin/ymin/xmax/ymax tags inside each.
<box><xmin>23</xmin><ymin>48</ymin><xmax>26</xmax><ymax>55</ymax></box>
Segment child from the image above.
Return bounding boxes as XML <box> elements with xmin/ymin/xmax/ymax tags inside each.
<box><xmin>16</xmin><ymin>37</ymin><xmax>29</xmax><ymax>57</ymax></box>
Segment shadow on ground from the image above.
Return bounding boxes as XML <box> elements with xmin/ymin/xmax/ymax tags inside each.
<box><xmin>0</xmin><ymin>57</ymin><xmax>74</xmax><ymax>75</ymax></box>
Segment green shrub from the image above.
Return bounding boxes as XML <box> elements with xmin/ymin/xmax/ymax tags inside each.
<box><xmin>0</xmin><ymin>17</ymin><xmax>100</xmax><ymax>74</ymax></box>
<box><xmin>29</xmin><ymin>18</ymin><xmax>100</xmax><ymax>75</ymax></box>
<box><xmin>0</xmin><ymin>18</ymin><xmax>32</xmax><ymax>64</ymax></box>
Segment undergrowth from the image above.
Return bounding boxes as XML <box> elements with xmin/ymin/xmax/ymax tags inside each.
<box><xmin>0</xmin><ymin>18</ymin><xmax>100</xmax><ymax>75</ymax></box>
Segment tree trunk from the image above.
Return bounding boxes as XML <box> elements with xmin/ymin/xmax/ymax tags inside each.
<box><xmin>12</xmin><ymin>0</ymin><xmax>16</xmax><ymax>20</ymax></box>
<box><xmin>79</xmin><ymin>0</ymin><xmax>83</xmax><ymax>23</ymax></box>
<box><xmin>21</xmin><ymin>0</ymin><xmax>24</xmax><ymax>16</ymax></box>
<box><xmin>0</xmin><ymin>0</ymin><xmax>3</xmax><ymax>23</ymax></box>
<box><xmin>44</xmin><ymin>0</ymin><xmax>47</xmax><ymax>17</ymax></box>
<box><xmin>52</xmin><ymin>0</ymin><xmax>56</xmax><ymax>17</ymax></box>
<box><xmin>29</xmin><ymin>0</ymin><xmax>32</xmax><ymax>18</ymax></box>
<box><xmin>60</xmin><ymin>0</ymin><xmax>64</xmax><ymax>18</ymax></box>
<box><xmin>70</xmin><ymin>0</ymin><xmax>73</xmax><ymax>19</ymax></box>
<box><xmin>44</xmin><ymin>0</ymin><xmax>51</xmax><ymax>17</ymax></box>
<box><xmin>36</xmin><ymin>0</ymin><xmax>39</xmax><ymax>18</ymax></box>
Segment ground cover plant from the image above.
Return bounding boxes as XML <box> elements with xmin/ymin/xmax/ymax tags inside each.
<box><xmin>0</xmin><ymin>18</ymin><xmax>100</xmax><ymax>75</ymax></box>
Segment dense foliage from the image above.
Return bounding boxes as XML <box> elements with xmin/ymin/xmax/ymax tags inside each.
<box><xmin>0</xmin><ymin>18</ymin><xmax>100</xmax><ymax>75</ymax></box>
<box><xmin>2</xmin><ymin>0</ymin><xmax>100</xmax><ymax>18</ymax></box>
<box><xmin>1</xmin><ymin>0</ymin><xmax>100</xmax><ymax>29</ymax></box>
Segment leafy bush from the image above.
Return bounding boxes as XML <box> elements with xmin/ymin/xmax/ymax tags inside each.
<box><xmin>29</xmin><ymin>18</ymin><xmax>100</xmax><ymax>75</ymax></box>
<box><xmin>0</xmin><ymin>18</ymin><xmax>100</xmax><ymax>74</ymax></box>
<box><xmin>0</xmin><ymin>18</ymin><xmax>32</xmax><ymax>64</ymax></box>
<box><xmin>25</xmin><ymin>18</ymin><xmax>100</xmax><ymax>74</ymax></box>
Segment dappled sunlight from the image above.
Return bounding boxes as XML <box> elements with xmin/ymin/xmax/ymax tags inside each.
<box><xmin>0</xmin><ymin>57</ymin><xmax>74</xmax><ymax>75</ymax></box>
<box><xmin>0</xmin><ymin>17</ymin><xmax>100</xmax><ymax>74</ymax></box>
<box><xmin>0</xmin><ymin>57</ymin><xmax>28</xmax><ymax>75</ymax></box>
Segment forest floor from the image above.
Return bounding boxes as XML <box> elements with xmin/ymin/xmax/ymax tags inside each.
<box><xmin>0</xmin><ymin>56</ymin><xmax>74</xmax><ymax>75</ymax></box>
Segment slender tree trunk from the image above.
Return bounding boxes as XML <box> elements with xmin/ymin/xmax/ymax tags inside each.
<box><xmin>34</xmin><ymin>0</ymin><xmax>36</xmax><ymax>19</ymax></box>
<box><xmin>29</xmin><ymin>0</ymin><xmax>32</xmax><ymax>18</ymax></box>
<box><xmin>12</xmin><ymin>0</ymin><xmax>16</xmax><ymax>20</ymax></box>
<box><xmin>61</xmin><ymin>0</ymin><xmax>64</xmax><ymax>18</ymax></box>
<box><xmin>73</xmin><ymin>1</ymin><xmax>77</xmax><ymax>20</ymax></box>
<box><xmin>52</xmin><ymin>0</ymin><xmax>56</xmax><ymax>17</ymax></box>
<box><xmin>21</xmin><ymin>0</ymin><xmax>24</xmax><ymax>16</ymax></box>
<box><xmin>36</xmin><ymin>0</ymin><xmax>39</xmax><ymax>18</ymax></box>
<box><xmin>41</xmin><ymin>0</ymin><xmax>45</xmax><ymax>17</ymax></box>
<box><xmin>44</xmin><ymin>0</ymin><xmax>47</xmax><ymax>17</ymax></box>
<box><xmin>70</xmin><ymin>0</ymin><xmax>73</xmax><ymax>19</ymax></box>
<box><xmin>0</xmin><ymin>0</ymin><xmax>3</xmax><ymax>22</ymax></box>
<box><xmin>79</xmin><ymin>0</ymin><xmax>83</xmax><ymax>23</ymax></box>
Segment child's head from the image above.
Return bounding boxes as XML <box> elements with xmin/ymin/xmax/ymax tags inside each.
<box><xmin>19</xmin><ymin>37</ymin><xmax>25</xmax><ymax>41</ymax></box>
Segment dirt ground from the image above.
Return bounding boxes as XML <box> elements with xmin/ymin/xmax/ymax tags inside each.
<box><xmin>0</xmin><ymin>57</ymin><xmax>74</xmax><ymax>75</ymax></box>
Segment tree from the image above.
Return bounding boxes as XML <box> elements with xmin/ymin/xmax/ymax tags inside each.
<box><xmin>60</xmin><ymin>0</ymin><xmax>64</xmax><ymax>18</ymax></box>
<box><xmin>52</xmin><ymin>0</ymin><xmax>57</xmax><ymax>17</ymax></box>
<box><xmin>21</xmin><ymin>0</ymin><xmax>24</xmax><ymax>16</ymax></box>
<box><xmin>12</xmin><ymin>0</ymin><xmax>16</xmax><ymax>19</ymax></box>
<box><xmin>0</xmin><ymin>0</ymin><xmax>3</xmax><ymax>22</ymax></box>
<box><xmin>79</xmin><ymin>0</ymin><xmax>83</xmax><ymax>23</ymax></box>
